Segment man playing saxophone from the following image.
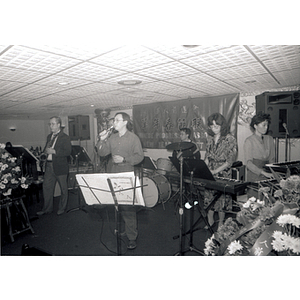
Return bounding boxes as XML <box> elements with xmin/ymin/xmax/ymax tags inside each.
<box><xmin>37</xmin><ymin>116</ymin><xmax>72</xmax><ymax>216</ymax></box>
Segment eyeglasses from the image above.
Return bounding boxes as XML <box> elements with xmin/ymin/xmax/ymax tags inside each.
<box><xmin>113</xmin><ymin>119</ymin><xmax>124</xmax><ymax>123</ymax></box>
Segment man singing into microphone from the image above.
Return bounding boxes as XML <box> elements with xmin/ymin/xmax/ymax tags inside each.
<box><xmin>98</xmin><ymin>112</ymin><xmax>144</xmax><ymax>250</ymax></box>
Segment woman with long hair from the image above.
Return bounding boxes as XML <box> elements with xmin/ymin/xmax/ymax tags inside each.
<box><xmin>204</xmin><ymin>113</ymin><xmax>237</xmax><ymax>230</ymax></box>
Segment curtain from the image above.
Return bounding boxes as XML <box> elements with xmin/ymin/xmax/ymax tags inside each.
<box><xmin>133</xmin><ymin>93</ymin><xmax>239</xmax><ymax>150</ymax></box>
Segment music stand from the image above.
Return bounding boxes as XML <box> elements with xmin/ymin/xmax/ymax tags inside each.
<box><xmin>5</xmin><ymin>145</ymin><xmax>39</xmax><ymax>180</ymax></box>
<box><xmin>169</xmin><ymin>157</ymin><xmax>215</xmax><ymax>181</ymax></box>
<box><xmin>75</xmin><ymin>172</ymin><xmax>145</xmax><ymax>255</ymax></box>
<box><xmin>69</xmin><ymin>145</ymin><xmax>92</xmax><ymax>166</ymax></box>
<box><xmin>67</xmin><ymin>146</ymin><xmax>93</xmax><ymax>213</ymax></box>
<box><xmin>136</xmin><ymin>156</ymin><xmax>157</xmax><ymax>171</ymax></box>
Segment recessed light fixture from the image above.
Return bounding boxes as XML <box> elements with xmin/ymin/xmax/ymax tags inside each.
<box><xmin>118</xmin><ymin>80</ymin><xmax>142</xmax><ymax>86</ymax></box>
<box><xmin>182</xmin><ymin>45</ymin><xmax>199</xmax><ymax>48</ymax></box>
<box><xmin>58</xmin><ymin>82</ymin><xmax>69</xmax><ymax>86</ymax></box>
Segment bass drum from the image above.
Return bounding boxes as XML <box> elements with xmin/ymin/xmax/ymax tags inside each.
<box><xmin>142</xmin><ymin>174</ymin><xmax>171</xmax><ymax>207</ymax></box>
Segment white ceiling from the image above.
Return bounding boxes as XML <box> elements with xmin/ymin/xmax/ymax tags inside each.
<box><xmin>0</xmin><ymin>45</ymin><xmax>299</xmax><ymax>120</ymax></box>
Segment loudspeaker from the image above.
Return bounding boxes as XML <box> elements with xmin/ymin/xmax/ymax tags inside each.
<box><xmin>68</xmin><ymin>115</ymin><xmax>90</xmax><ymax>141</ymax></box>
<box><xmin>231</xmin><ymin>165</ymin><xmax>245</xmax><ymax>181</ymax></box>
<box><xmin>256</xmin><ymin>91</ymin><xmax>300</xmax><ymax>138</ymax></box>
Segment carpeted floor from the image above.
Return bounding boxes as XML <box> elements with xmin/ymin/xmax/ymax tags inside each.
<box><xmin>1</xmin><ymin>187</ymin><xmax>225</xmax><ymax>256</ymax></box>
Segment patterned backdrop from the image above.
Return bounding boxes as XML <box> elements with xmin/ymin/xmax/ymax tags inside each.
<box><xmin>133</xmin><ymin>93</ymin><xmax>239</xmax><ymax>150</ymax></box>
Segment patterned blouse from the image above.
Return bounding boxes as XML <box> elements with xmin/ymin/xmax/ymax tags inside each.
<box><xmin>205</xmin><ymin>133</ymin><xmax>237</xmax><ymax>178</ymax></box>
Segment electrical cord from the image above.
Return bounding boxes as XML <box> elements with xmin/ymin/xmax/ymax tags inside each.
<box><xmin>98</xmin><ymin>206</ymin><xmax>128</xmax><ymax>255</ymax></box>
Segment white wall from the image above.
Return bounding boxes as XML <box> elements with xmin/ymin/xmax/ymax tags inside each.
<box><xmin>0</xmin><ymin>119</ymin><xmax>48</xmax><ymax>149</ymax></box>
<box><xmin>0</xmin><ymin>115</ymin><xmax>96</xmax><ymax>160</ymax></box>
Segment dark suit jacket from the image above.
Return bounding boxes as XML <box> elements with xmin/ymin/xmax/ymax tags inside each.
<box><xmin>44</xmin><ymin>131</ymin><xmax>72</xmax><ymax>176</ymax></box>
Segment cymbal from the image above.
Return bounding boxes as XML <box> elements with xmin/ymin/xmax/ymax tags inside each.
<box><xmin>166</xmin><ymin>142</ymin><xmax>193</xmax><ymax>151</ymax></box>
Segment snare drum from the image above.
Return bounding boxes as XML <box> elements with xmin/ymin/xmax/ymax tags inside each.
<box><xmin>156</xmin><ymin>158</ymin><xmax>173</xmax><ymax>175</ymax></box>
<box><xmin>142</xmin><ymin>174</ymin><xmax>171</xmax><ymax>207</ymax></box>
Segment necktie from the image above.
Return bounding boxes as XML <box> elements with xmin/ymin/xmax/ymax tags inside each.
<box><xmin>48</xmin><ymin>133</ymin><xmax>59</xmax><ymax>148</ymax></box>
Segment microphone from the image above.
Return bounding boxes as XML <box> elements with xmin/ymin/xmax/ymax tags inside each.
<box><xmin>98</xmin><ymin>126</ymin><xmax>114</xmax><ymax>140</ymax></box>
<box><xmin>282</xmin><ymin>123</ymin><xmax>289</xmax><ymax>135</ymax></box>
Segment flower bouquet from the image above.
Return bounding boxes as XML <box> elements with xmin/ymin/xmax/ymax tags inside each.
<box><xmin>0</xmin><ymin>143</ymin><xmax>32</xmax><ymax>199</ymax></box>
<box><xmin>204</xmin><ymin>174</ymin><xmax>300</xmax><ymax>256</ymax></box>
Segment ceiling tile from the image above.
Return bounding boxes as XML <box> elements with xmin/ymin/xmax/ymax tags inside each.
<box><xmin>135</xmin><ymin>61</ymin><xmax>199</xmax><ymax>80</ymax></box>
<box><xmin>58</xmin><ymin>61</ymin><xmax>126</xmax><ymax>81</ymax></box>
<box><xmin>0</xmin><ymin>45</ymin><xmax>299</xmax><ymax>119</ymax></box>
<box><xmin>263</xmin><ymin>54</ymin><xmax>300</xmax><ymax>73</ymax></box>
<box><xmin>146</xmin><ymin>45</ymin><xmax>232</xmax><ymax>60</ymax></box>
<box><xmin>272</xmin><ymin>69</ymin><xmax>300</xmax><ymax>86</ymax></box>
<box><xmin>181</xmin><ymin>45</ymin><xmax>257</xmax><ymax>72</ymax></box>
<box><xmin>0</xmin><ymin>45</ymin><xmax>81</xmax><ymax>74</ymax></box>
<box><xmin>90</xmin><ymin>45</ymin><xmax>174</xmax><ymax>72</ymax></box>
<box><xmin>206</xmin><ymin>62</ymin><xmax>268</xmax><ymax>81</ymax></box>
<box><xmin>247</xmin><ymin>45</ymin><xmax>300</xmax><ymax>61</ymax></box>
<box><xmin>0</xmin><ymin>66</ymin><xmax>49</xmax><ymax>83</ymax></box>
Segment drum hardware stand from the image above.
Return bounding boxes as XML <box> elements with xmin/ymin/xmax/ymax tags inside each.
<box><xmin>174</xmin><ymin>156</ymin><xmax>186</xmax><ymax>256</ymax></box>
<box><xmin>173</xmin><ymin>189</ymin><xmax>222</xmax><ymax>240</ymax></box>
<box><xmin>67</xmin><ymin>153</ymin><xmax>88</xmax><ymax>214</ymax></box>
<box><xmin>174</xmin><ymin>171</ymin><xmax>205</xmax><ymax>255</ymax></box>
<box><xmin>165</xmin><ymin>142</ymin><xmax>194</xmax><ymax>256</ymax></box>
<box><xmin>183</xmin><ymin>171</ymin><xmax>205</xmax><ymax>255</ymax></box>
<box><xmin>169</xmin><ymin>187</ymin><xmax>180</xmax><ymax>203</ymax></box>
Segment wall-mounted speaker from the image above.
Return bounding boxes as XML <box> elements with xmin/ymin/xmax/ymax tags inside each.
<box><xmin>256</xmin><ymin>91</ymin><xmax>300</xmax><ymax>138</ymax></box>
<box><xmin>68</xmin><ymin>115</ymin><xmax>90</xmax><ymax>141</ymax></box>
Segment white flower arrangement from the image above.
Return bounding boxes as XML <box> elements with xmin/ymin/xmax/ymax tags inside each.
<box><xmin>227</xmin><ymin>240</ymin><xmax>243</xmax><ymax>255</ymax></box>
<box><xmin>270</xmin><ymin>214</ymin><xmax>300</xmax><ymax>255</ymax></box>
<box><xmin>204</xmin><ymin>234</ymin><xmax>217</xmax><ymax>256</ymax></box>
<box><xmin>276</xmin><ymin>214</ymin><xmax>300</xmax><ymax>228</ymax></box>
<box><xmin>242</xmin><ymin>196</ymin><xmax>265</xmax><ymax>212</ymax></box>
<box><xmin>0</xmin><ymin>143</ymin><xmax>31</xmax><ymax>197</ymax></box>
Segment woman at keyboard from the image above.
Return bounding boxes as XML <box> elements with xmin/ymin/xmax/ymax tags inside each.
<box><xmin>204</xmin><ymin>113</ymin><xmax>237</xmax><ymax>230</ymax></box>
<box><xmin>244</xmin><ymin>112</ymin><xmax>275</xmax><ymax>182</ymax></box>
<box><xmin>244</xmin><ymin>112</ymin><xmax>275</xmax><ymax>197</ymax></box>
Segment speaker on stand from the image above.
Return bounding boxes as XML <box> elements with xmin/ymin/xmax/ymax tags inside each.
<box><xmin>68</xmin><ymin>115</ymin><xmax>90</xmax><ymax>141</ymax></box>
<box><xmin>256</xmin><ymin>91</ymin><xmax>300</xmax><ymax>162</ymax></box>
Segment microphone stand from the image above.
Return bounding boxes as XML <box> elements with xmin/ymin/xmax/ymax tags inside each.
<box><xmin>183</xmin><ymin>171</ymin><xmax>204</xmax><ymax>255</ymax></box>
<box><xmin>283</xmin><ymin>123</ymin><xmax>290</xmax><ymax>162</ymax></box>
<box><xmin>174</xmin><ymin>156</ymin><xmax>185</xmax><ymax>256</ymax></box>
<box><xmin>67</xmin><ymin>152</ymin><xmax>88</xmax><ymax>213</ymax></box>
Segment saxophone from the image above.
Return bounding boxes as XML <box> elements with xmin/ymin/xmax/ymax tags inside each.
<box><xmin>39</xmin><ymin>152</ymin><xmax>48</xmax><ymax>171</ymax></box>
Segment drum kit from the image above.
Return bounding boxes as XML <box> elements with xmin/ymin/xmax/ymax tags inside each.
<box><xmin>141</xmin><ymin>141</ymin><xmax>204</xmax><ymax>255</ymax></box>
<box><xmin>142</xmin><ymin>142</ymin><xmax>194</xmax><ymax>208</ymax></box>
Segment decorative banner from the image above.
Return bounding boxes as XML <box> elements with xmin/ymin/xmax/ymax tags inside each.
<box><xmin>133</xmin><ymin>94</ymin><xmax>239</xmax><ymax>150</ymax></box>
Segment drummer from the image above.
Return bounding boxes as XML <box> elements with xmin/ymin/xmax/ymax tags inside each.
<box><xmin>172</xmin><ymin>128</ymin><xmax>201</xmax><ymax>160</ymax></box>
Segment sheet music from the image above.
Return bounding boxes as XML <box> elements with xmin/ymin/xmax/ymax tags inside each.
<box><xmin>109</xmin><ymin>176</ymin><xmax>136</xmax><ymax>203</ymax></box>
<box><xmin>75</xmin><ymin>172</ymin><xmax>145</xmax><ymax>206</ymax></box>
